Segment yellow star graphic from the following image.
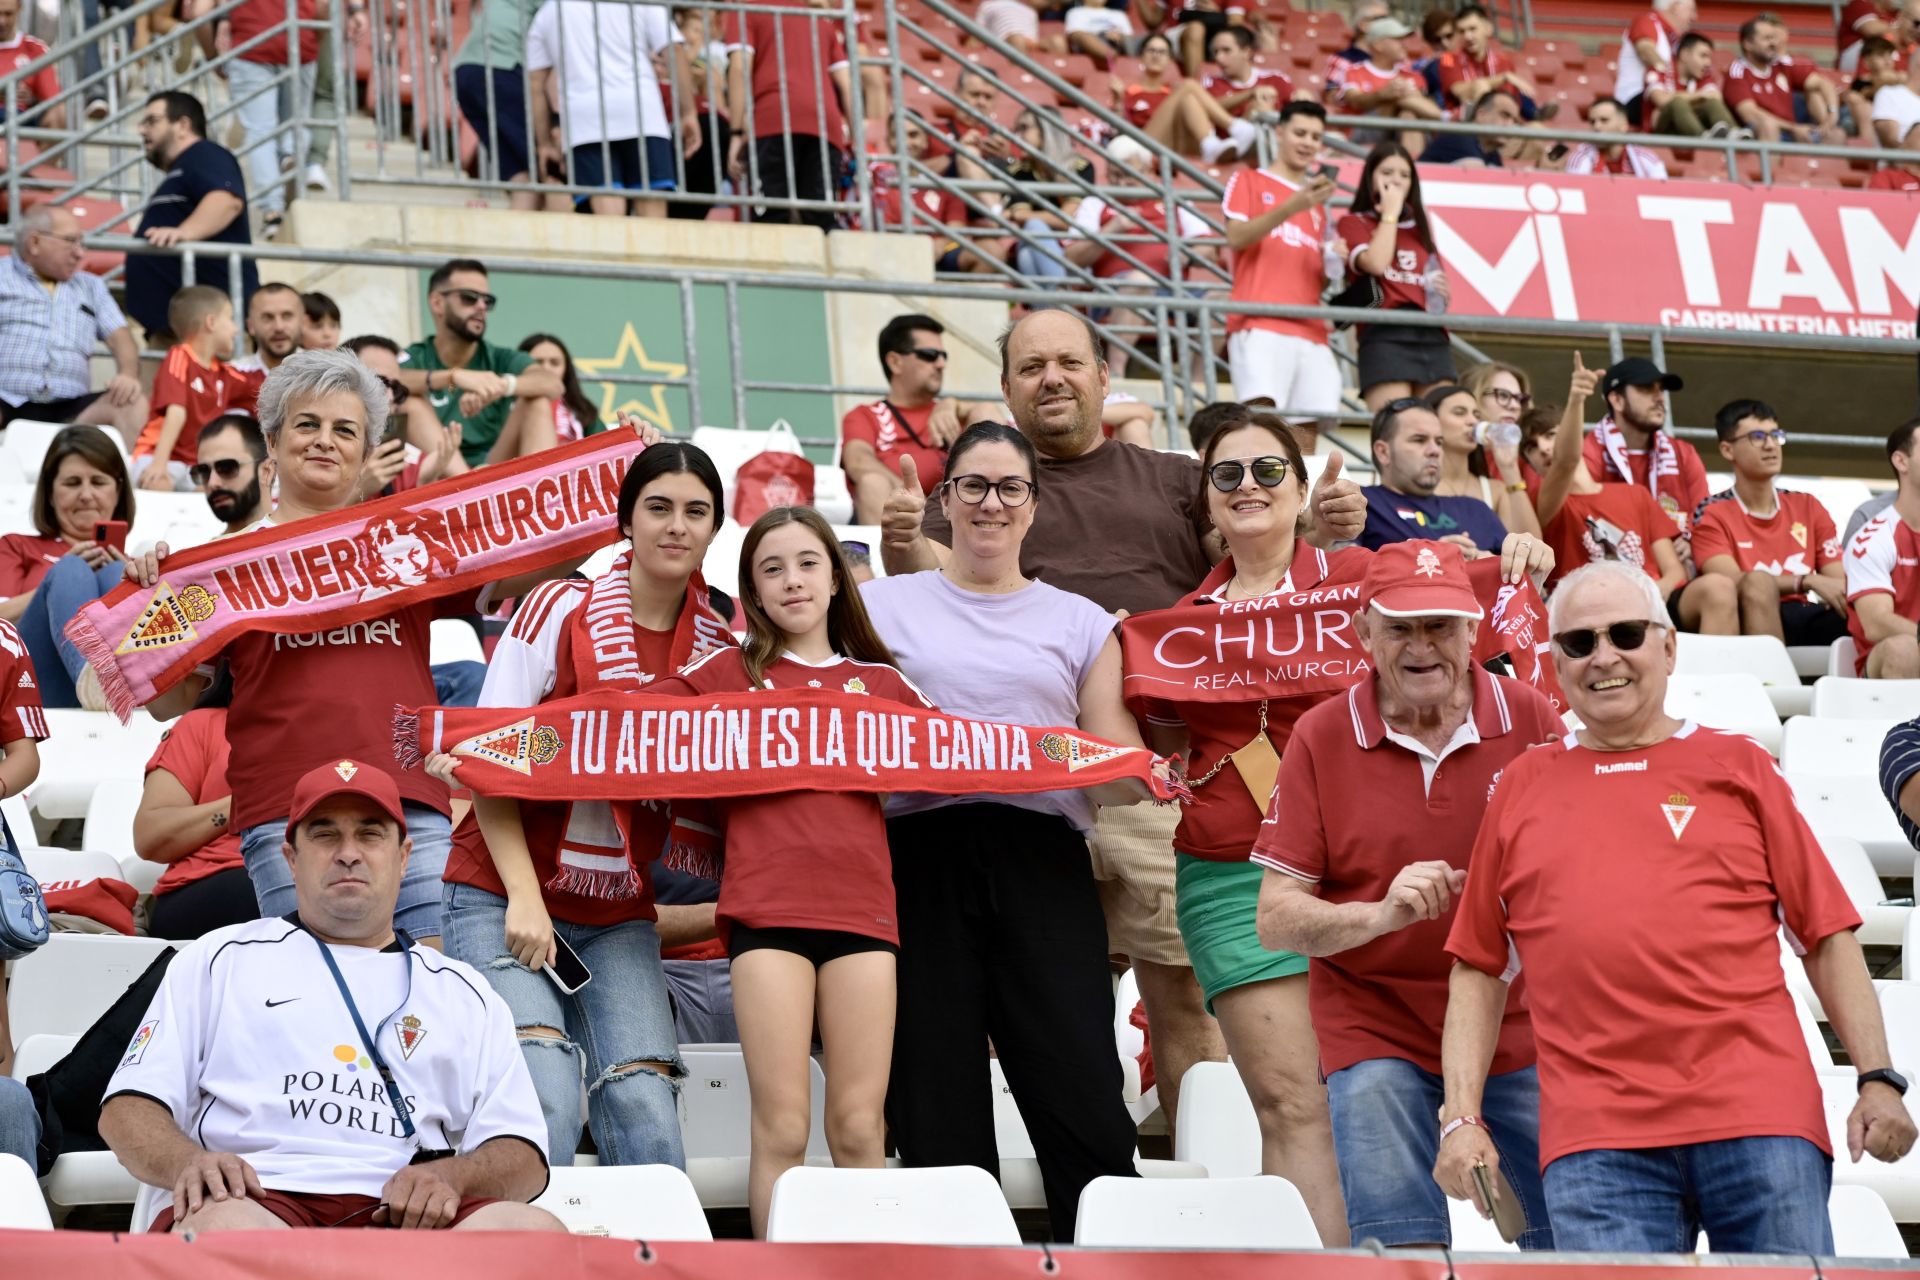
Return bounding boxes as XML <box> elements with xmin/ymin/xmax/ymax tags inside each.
<box><xmin>574</xmin><ymin>323</ymin><xmax>689</xmax><ymax>434</ymax></box>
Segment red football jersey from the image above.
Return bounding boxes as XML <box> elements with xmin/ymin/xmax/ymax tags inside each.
<box><xmin>0</xmin><ymin>621</ymin><xmax>48</xmax><ymax>745</ymax></box>
<box><xmin>1448</xmin><ymin>724</ymin><xmax>1860</xmax><ymax>1168</ymax></box>
<box><xmin>1336</xmin><ymin>213</ymin><xmax>1432</xmax><ymax>312</ymax></box>
<box><xmin>1437</xmin><ymin>46</ymin><xmax>1517</xmax><ymax>108</ymax></box>
<box><xmin>0</xmin><ymin>33</ymin><xmax>58</xmax><ymax>116</ymax></box>
<box><xmin>840</xmin><ymin>401</ymin><xmax>948</xmax><ymax>491</ymax></box>
<box><xmin>1840</xmin><ymin>0</ymin><xmax>1892</xmax><ymax>56</ymax></box>
<box><xmin>1118</xmin><ymin>81</ymin><xmax>1174</xmax><ymax>128</ymax></box>
<box><xmin>1222</xmin><ymin>167</ymin><xmax>1330</xmax><ymax>343</ymax></box>
<box><xmin>1725</xmin><ymin>55</ymin><xmax>1818</xmax><ymax>122</ymax></box>
<box><xmin>1202</xmin><ymin>68</ymin><xmax>1295</xmax><ymax>116</ymax></box>
<box><xmin>651</xmin><ymin>648</ymin><xmax>936</xmax><ymax>945</ymax></box>
<box><xmin>138</xmin><ymin>346</ymin><xmax>263</xmax><ymax>466</ymax></box>
<box><xmin>1690</xmin><ymin>489</ymin><xmax>1840</xmax><ymax>597</ymax></box>
<box><xmin>1845</xmin><ymin>509</ymin><xmax>1920</xmax><ymax>674</ymax></box>
<box><xmin>1540</xmin><ymin>484</ymin><xmax>1680</xmax><ymax>590</ymax></box>
<box><xmin>1581</xmin><ymin>430</ymin><xmax>1711</xmax><ymax>544</ymax></box>
<box><xmin>1869</xmin><ymin>167</ymin><xmax>1920</xmax><ymax>191</ymax></box>
<box><xmin>1332</xmin><ymin>57</ymin><xmax>1424</xmax><ymax>108</ymax></box>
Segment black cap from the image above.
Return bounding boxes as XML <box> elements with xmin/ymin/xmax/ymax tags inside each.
<box><xmin>1602</xmin><ymin>357</ymin><xmax>1683</xmax><ymax>398</ymax></box>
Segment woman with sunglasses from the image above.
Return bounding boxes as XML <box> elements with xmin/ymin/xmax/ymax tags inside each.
<box><xmin>1139</xmin><ymin>409</ymin><xmax>1549</xmax><ymax>1245</ymax></box>
<box><xmin>1426</xmin><ymin>383</ymin><xmax>1543</xmax><ymax>540</ymax></box>
<box><xmin>1338</xmin><ymin>141</ymin><xmax>1455</xmax><ymax>412</ymax></box>
<box><xmin>861</xmin><ymin>422</ymin><xmax>1157</xmax><ymax>1241</ymax></box>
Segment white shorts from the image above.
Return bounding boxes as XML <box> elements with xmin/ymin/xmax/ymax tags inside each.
<box><xmin>1065</xmin><ymin>6</ymin><xmax>1135</xmax><ymax>37</ymax></box>
<box><xmin>979</xmin><ymin>0</ymin><xmax>1041</xmax><ymax>41</ymax></box>
<box><xmin>1227</xmin><ymin>328</ymin><xmax>1343</xmax><ymax>421</ymax></box>
<box><xmin>129</xmin><ymin>455</ymin><xmax>197</xmax><ymax>492</ymax></box>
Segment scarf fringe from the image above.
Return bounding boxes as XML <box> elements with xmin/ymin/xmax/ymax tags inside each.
<box><xmin>544</xmin><ymin>863</ymin><xmax>643</xmax><ymax>900</ymax></box>
<box><xmin>64</xmin><ymin>614</ymin><xmax>136</xmax><ymax>723</ymax></box>
<box><xmin>659</xmin><ymin>839</ymin><xmax>724</xmax><ymax>883</ymax></box>
<box><xmin>393</xmin><ymin>707</ymin><xmax>423</xmax><ymax>771</ymax></box>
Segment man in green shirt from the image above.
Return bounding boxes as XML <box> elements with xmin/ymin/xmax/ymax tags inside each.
<box><xmin>398</xmin><ymin>258</ymin><xmax>563</xmax><ymax>468</ymax></box>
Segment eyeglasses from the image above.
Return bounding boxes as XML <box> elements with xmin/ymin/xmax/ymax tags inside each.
<box><xmin>188</xmin><ymin>458</ymin><xmax>248</xmax><ymax>486</ymax></box>
<box><xmin>34</xmin><ymin>231</ymin><xmax>83</xmax><ymax>247</ymax></box>
<box><xmin>1488</xmin><ymin>388</ymin><xmax>1532</xmax><ymax>409</ymax></box>
<box><xmin>910</xmin><ymin>347</ymin><xmax>948</xmax><ymax>364</ymax></box>
<box><xmin>1551</xmin><ymin>619</ymin><xmax>1666</xmax><ymax>659</ymax></box>
<box><xmin>435</xmin><ymin>288</ymin><xmax>497</xmax><ymax>309</ymax></box>
<box><xmin>1738</xmin><ymin>428</ymin><xmax>1788</xmax><ymax>447</ymax></box>
<box><xmin>1207</xmin><ymin>455</ymin><xmax>1292</xmax><ymax>493</ymax></box>
<box><xmin>947</xmin><ymin>474</ymin><xmax>1035</xmax><ymax>506</ymax></box>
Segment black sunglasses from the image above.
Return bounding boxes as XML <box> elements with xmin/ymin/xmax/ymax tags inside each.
<box><xmin>436</xmin><ymin>287</ymin><xmax>497</xmax><ymax>309</ymax></box>
<box><xmin>1551</xmin><ymin>619</ymin><xmax>1666</xmax><ymax>659</ymax></box>
<box><xmin>188</xmin><ymin>458</ymin><xmax>247</xmax><ymax>486</ymax></box>
<box><xmin>909</xmin><ymin>347</ymin><xmax>948</xmax><ymax>363</ymax></box>
<box><xmin>1207</xmin><ymin>455</ymin><xmax>1292</xmax><ymax>493</ymax></box>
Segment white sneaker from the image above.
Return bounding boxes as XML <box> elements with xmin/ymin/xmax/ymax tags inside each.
<box><xmin>1199</xmin><ymin>133</ymin><xmax>1229</xmax><ymax>164</ymax></box>
<box><xmin>304</xmin><ymin>163</ymin><xmax>331</xmax><ymax>192</ymax></box>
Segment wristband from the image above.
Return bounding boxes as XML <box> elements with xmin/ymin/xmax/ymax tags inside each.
<box><xmin>1438</xmin><ymin>1115</ymin><xmax>1487</xmax><ymax>1143</ymax></box>
<box><xmin>503</xmin><ymin>373</ymin><xmax>518</xmax><ymax>398</ymax></box>
<box><xmin>1505</xmin><ymin>480</ymin><xmax>1526</xmax><ymax>493</ymax></box>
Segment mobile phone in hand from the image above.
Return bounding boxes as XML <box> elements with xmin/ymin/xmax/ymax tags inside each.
<box><xmin>544</xmin><ymin>934</ymin><xmax>593</xmax><ymax>994</ymax></box>
<box><xmin>1545</xmin><ymin>143</ymin><xmax>1569</xmax><ymax>163</ymax></box>
<box><xmin>1470</xmin><ymin>1161</ymin><xmax>1529</xmax><ymax>1243</ymax></box>
<box><xmin>94</xmin><ymin>520</ymin><xmax>128</xmax><ymax>552</ymax></box>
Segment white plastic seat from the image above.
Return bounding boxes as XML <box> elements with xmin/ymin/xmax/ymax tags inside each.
<box><xmin>1171</xmin><ymin>1061</ymin><xmax>1260</xmax><ymax>1178</ymax></box>
<box><xmin>1449</xmin><ymin>1196</ymin><xmax>1519</xmax><ymax>1251</ymax></box>
<box><xmin>0</xmin><ymin>1154</ymin><xmax>52</xmax><ymax>1229</ymax></box>
<box><xmin>429</xmin><ymin>618</ymin><xmax>486</xmax><ymax>666</ymax></box>
<box><xmin>1827</xmin><ymin>637</ymin><xmax>1861</xmax><ymax>680</ymax></box>
<box><xmin>23</xmin><ymin>847</ymin><xmax>127</xmax><ymax>892</ymax></box>
<box><xmin>764</xmin><ymin>1164</ymin><xmax>1021</xmax><ymax>1244</ymax></box>
<box><xmin>696</xmin><ymin>518</ymin><xmax>749</xmax><ymax>599</ymax></box>
<box><xmin>1782</xmin><ymin>717</ymin><xmax>1901</xmax><ymax>778</ymax></box>
<box><xmin>1073</xmin><ymin>1174</ymin><xmax>1319</xmax><ymax>1247</ymax></box>
<box><xmin>82</xmin><ymin>777</ymin><xmax>145</xmax><ymax>865</ymax></box>
<box><xmin>0</xmin><ymin>420</ymin><xmax>130</xmax><ymax>488</ymax></box>
<box><xmin>9</xmin><ymin>1033</ymin><xmax>76</xmax><ymax>1080</ymax></box>
<box><xmin>1787</xmin><ymin>774</ymin><xmax>1915</xmax><ymax>877</ymax></box>
<box><xmin>11</xmin><ymin>1033</ymin><xmax>142</xmax><ymax>1211</ymax></box>
<box><xmin>1790</xmin><ymin>645</ymin><xmax>1835</xmax><ymax>679</ymax></box>
<box><xmin>812</xmin><ymin>464</ymin><xmax>854</xmax><ymax>524</ymax></box>
<box><xmin>1664</xmin><ymin>675</ymin><xmax>1782</xmax><ymax>755</ymax></box>
<box><xmin>1906</xmin><ymin>908</ymin><xmax>1917</xmax><ymax>980</ymax></box>
<box><xmin>1877</xmin><ymin>983</ymin><xmax>1920</xmax><ymax>1082</ymax></box>
<box><xmin>1830</xmin><ymin>1184</ymin><xmax>1909</xmax><ymax>1257</ymax></box>
<box><xmin>28</xmin><ymin>710</ymin><xmax>169</xmax><ymax>821</ymax></box>
<box><xmin>7</xmin><ymin>934</ymin><xmax>174</xmax><ymax>1050</ymax></box>
<box><xmin>1792</xmin><ymin>993</ymin><xmax>1844</xmax><ymax>1075</ymax></box>
<box><xmin>534</xmin><ymin>1164</ymin><xmax>713</xmax><ymax>1240</ymax></box>
<box><xmin>1807</xmin><ymin>829</ymin><xmax>1910</xmax><ymax>948</ymax></box>
<box><xmin>1812</xmin><ymin>676</ymin><xmax>1920</xmax><ymax>721</ymax></box>
<box><xmin>126</xmin><ymin>490</ymin><xmax>223</xmax><ymax>557</ymax></box>
<box><xmin>678</xmin><ymin>1046</ymin><xmax>826</xmax><ymax>1208</ymax></box>
<box><xmin>1675</xmin><ymin>634</ymin><xmax>1810</xmax><ymax>717</ymax></box>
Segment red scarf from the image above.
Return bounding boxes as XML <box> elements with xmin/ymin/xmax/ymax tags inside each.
<box><xmin>66</xmin><ymin>429</ymin><xmax>642</xmax><ymax>720</ymax></box>
<box><xmin>1121</xmin><ymin>551</ymin><xmax>1564</xmax><ymax>714</ymax></box>
<box><xmin>395</xmin><ymin>688</ymin><xmax>1185</xmax><ymax>805</ymax></box>
<box><xmin>545</xmin><ymin>551</ymin><xmax>735</xmax><ymax>896</ymax></box>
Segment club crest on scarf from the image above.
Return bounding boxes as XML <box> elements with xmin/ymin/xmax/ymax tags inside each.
<box><xmin>1038</xmin><ymin>732</ymin><xmax>1129</xmax><ymax>772</ymax></box>
<box><xmin>117</xmin><ymin>582</ymin><xmax>217</xmax><ymax>655</ymax></box>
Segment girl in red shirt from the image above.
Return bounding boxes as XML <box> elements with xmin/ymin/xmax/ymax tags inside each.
<box><xmin>651</xmin><ymin>506</ymin><xmax>933</xmax><ymax>1239</ymax></box>
<box><xmin>1337</xmin><ymin>141</ymin><xmax>1456</xmax><ymax>411</ymax></box>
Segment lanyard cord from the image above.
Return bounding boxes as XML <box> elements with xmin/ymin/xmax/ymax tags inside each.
<box><xmin>309</xmin><ymin>929</ymin><xmax>418</xmax><ymax>1142</ymax></box>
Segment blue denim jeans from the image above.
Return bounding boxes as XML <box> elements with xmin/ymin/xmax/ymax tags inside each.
<box><xmin>1544</xmin><ymin>1136</ymin><xmax>1833</xmax><ymax>1254</ymax></box>
<box><xmin>1326</xmin><ymin>1057</ymin><xmax>1553</xmax><ymax>1249</ymax></box>
<box><xmin>227</xmin><ymin>57</ymin><xmax>318</xmax><ymax>215</ymax></box>
<box><xmin>1015</xmin><ymin>216</ymin><xmax>1071</xmax><ymax>280</ymax></box>
<box><xmin>432</xmin><ymin>660</ymin><xmax>486</xmax><ymax>708</ymax></box>
<box><xmin>0</xmin><ymin>1075</ymin><xmax>40</xmax><ymax>1170</ymax></box>
<box><xmin>441</xmin><ymin>881</ymin><xmax>685</xmax><ymax>1168</ymax></box>
<box><xmin>18</xmin><ymin>556</ymin><xmax>123</xmax><ymax>708</ymax></box>
<box><xmin>240</xmin><ymin>803</ymin><xmax>451</xmax><ymax>939</ymax></box>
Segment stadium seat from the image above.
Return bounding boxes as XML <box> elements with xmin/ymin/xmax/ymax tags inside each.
<box><xmin>1172</xmin><ymin>1060</ymin><xmax>1259</xmax><ymax>1178</ymax></box>
<box><xmin>1806</xmin><ymin>829</ymin><xmax>1911</xmax><ymax>948</ymax></box>
<box><xmin>28</xmin><ymin>710</ymin><xmax>170</xmax><ymax>822</ymax></box>
<box><xmin>1782</xmin><ymin>717</ymin><xmax>1899</xmax><ymax>778</ymax></box>
<box><xmin>534</xmin><ymin>1164</ymin><xmax>713</xmax><ymax>1240</ymax></box>
<box><xmin>126</xmin><ymin>490</ymin><xmax>224</xmax><ymax>557</ymax></box>
<box><xmin>678</xmin><ymin>1045</ymin><xmax>827</xmax><ymax>1208</ymax></box>
<box><xmin>24</xmin><ymin>846</ymin><xmax>126</xmax><ymax>894</ymax></box>
<box><xmin>7</xmin><ymin>933</ymin><xmax>174</xmax><ymax>1050</ymax></box>
<box><xmin>1073</xmin><ymin>1174</ymin><xmax>1319</xmax><ymax>1247</ymax></box>
<box><xmin>11</xmin><ymin>1034</ymin><xmax>142</xmax><ymax>1212</ymax></box>
<box><xmin>1663</xmin><ymin>674</ymin><xmax>1783</xmax><ymax>755</ymax></box>
<box><xmin>430</xmin><ymin>618</ymin><xmax>486</xmax><ymax>666</ymax></box>
<box><xmin>1812</xmin><ymin>677</ymin><xmax>1920</xmax><ymax>721</ymax></box>
<box><xmin>0</xmin><ymin>1154</ymin><xmax>52</xmax><ymax>1229</ymax></box>
<box><xmin>9</xmin><ymin>1032</ymin><xmax>75</xmax><ymax>1080</ymax></box>
<box><xmin>1906</xmin><ymin>907</ymin><xmax>1917</xmax><ymax>979</ymax></box>
<box><xmin>1829</xmin><ymin>1184</ymin><xmax>1908</xmax><ymax>1258</ymax></box>
<box><xmin>0</xmin><ymin>419</ymin><xmax>131</xmax><ymax>488</ymax></box>
<box><xmin>1792</xmin><ymin>992</ymin><xmax>1843</xmax><ymax>1075</ymax></box>
<box><xmin>764</xmin><ymin>1164</ymin><xmax>1022</xmax><ymax>1244</ymax></box>
<box><xmin>1877</xmin><ymin>983</ymin><xmax>1920</xmax><ymax>1081</ymax></box>
<box><xmin>1674</xmin><ymin>634</ymin><xmax>1809</xmax><ymax>717</ymax></box>
<box><xmin>82</xmin><ymin>776</ymin><xmax>144</xmax><ymax>861</ymax></box>
<box><xmin>1787</xmin><ymin>774</ymin><xmax>1914</xmax><ymax>877</ymax></box>
<box><xmin>1790</xmin><ymin>646</ymin><xmax>1835</xmax><ymax>680</ymax></box>
<box><xmin>1828</xmin><ymin>639</ymin><xmax>1861</xmax><ymax>679</ymax></box>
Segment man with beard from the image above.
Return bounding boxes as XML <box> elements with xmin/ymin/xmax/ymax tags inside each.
<box><xmin>231</xmin><ymin>284</ymin><xmax>305</xmax><ymax>376</ymax></box>
<box><xmin>881</xmin><ymin>307</ymin><xmax>1366</xmax><ymax>1146</ymax></box>
<box><xmin>126</xmin><ymin>92</ymin><xmax>258</xmax><ymax>342</ymax></box>
<box><xmin>192</xmin><ymin>414</ymin><xmax>272</xmax><ymax>535</ymax></box>
<box><xmin>1361</xmin><ymin>400</ymin><xmax>1508</xmax><ymax>553</ymax></box>
<box><xmin>396</xmin><ymin>259</ymin><xmax>562</xmax><ymax>470</ymax></box>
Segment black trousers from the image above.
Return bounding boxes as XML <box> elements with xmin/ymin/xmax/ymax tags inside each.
<box><xmin>885</xmin><ymin>804</ymin><xmax>1138</xmax><ymax>1241</ymax></box>
<box><xmin>752</xmin><ymin>134</ymin><xmax>844</xmax><ymax>233</ymax></box>
<box><xmin>148</xmin><ymin>866</ymin><xmax>258</xmax><ymax>940</ymax></box>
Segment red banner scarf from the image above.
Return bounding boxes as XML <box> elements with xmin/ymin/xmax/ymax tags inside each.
<box><xmin>66</xmin><ymin>429</ymin><xmax>645</xmax><ymax>721</ymax></box>
<box><xmin>394</xmin><ymin>688</ymin><xmax>1187</xmax><ymax>806</ymax></box>
<box><xmin>1121</xmin><ymin>552</ymin><xmax>1564</xmax><ymax>715</ymax></box>
<box><xmin>547</xmin><ymin>551</ymin><xmax>736</xmax><ymax>895</ymax></box>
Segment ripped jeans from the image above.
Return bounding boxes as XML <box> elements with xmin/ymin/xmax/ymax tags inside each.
<box><xmin>442</xmin><ymin>881</ymin><xmax>686</xmax><ymax>1168</ymax></box>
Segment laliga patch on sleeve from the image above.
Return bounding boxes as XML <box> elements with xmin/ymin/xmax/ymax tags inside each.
<box><xmin>121</xmin><ymin>1018</ymin><xmax>159</xmax><ymax>1067</ymax></box>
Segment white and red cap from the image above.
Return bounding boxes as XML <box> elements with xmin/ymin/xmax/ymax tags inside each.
<box><xmin>1362</xmin><ymin>540</ymin><xmax>1485</xmax><ymax>619</ymax></box>
<box><xmin>287</xmin><ymin>758</ymin><xmax>408</xmax><ymax>831</ymax></box>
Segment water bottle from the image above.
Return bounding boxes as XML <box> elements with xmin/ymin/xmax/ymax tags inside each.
<box><xmin>1423</xmin><ymin>252</ymin><xmax>1450</xmax><ymax>315</ymax></box>
<box><xmin>1475</xmin><ymin>420</ymin><xmax>1522</xmax><ymax>449</ymax></box>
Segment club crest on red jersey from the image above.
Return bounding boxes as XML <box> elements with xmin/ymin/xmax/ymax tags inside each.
<box><xmin>1659</xmin><ymin>792</ymin><xmax>1696</xmax><ymax>839</ymax></box>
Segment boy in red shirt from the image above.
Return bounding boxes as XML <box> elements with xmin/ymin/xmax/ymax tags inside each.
<box><xmin>0</xmin><ymin>0</ymin><xmax>62</xmax><ymax>130</ymax></box>
<box><xmin>134</xmin><ymin>285</ymin><xmax>260</xmax><ymax>492</ymax></box>
<box><xmin>1691</xmin><ymin>398</ymin><xmax>1848</xmax><ymax>646</ymax></box>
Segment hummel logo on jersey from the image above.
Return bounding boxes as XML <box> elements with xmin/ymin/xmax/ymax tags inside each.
<box><xmin>1660</xmin><ymin>792</ymin><xmax>1696</xmax><ymax>839</ymax></box>
<box><xmin>1593</xmin><ymin>760</ymin><xmax>1647</xmax><ymax>774</ymax></box>
<box><xmin>266</xmin><ymin>997</ymin><xmax>300</xmax><ymax>1008</ymax></box>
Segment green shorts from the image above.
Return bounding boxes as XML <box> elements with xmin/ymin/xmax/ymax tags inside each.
<box><xmin>1174</xmin><ymin>853</ymin><xmax>1309</xmax><ymax>1015</ymax></box>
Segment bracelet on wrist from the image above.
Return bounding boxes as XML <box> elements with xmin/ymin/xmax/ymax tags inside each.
<box><xmin>1438</xmin><ymin>1114</ymin><xmax>1487</xmax><ymax>1143</ymax></box>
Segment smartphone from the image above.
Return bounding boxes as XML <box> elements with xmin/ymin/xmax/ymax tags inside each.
<box><xmin>1313</xmin><ymin>163</ymin><xmax>1340</xmax><ymax>182</ymax></box>
<box><xmin>94</xmin><ymin>520</ymin><xmax>128</xmax><ymax>552</ymax></box>
<box><xmin>1545</xmin><ymin>143</ymin><xmax>1569</xmax><ymax>163</ymax></box>
<box><xmin>1470</xmin><ymin>1161</ymin><xmax>1529</xmax><ymax>1243</ymax></box>
<box><xmin>544</xmin><ymin>934</ymin><xmax>593</xmax><ymax>994</ymax></box>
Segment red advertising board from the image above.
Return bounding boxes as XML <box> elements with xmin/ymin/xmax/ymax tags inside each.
<box><xmin>1406</xmin><ymin>166</ymin><xmax>1920</xmax><ymax>338</ymax></box>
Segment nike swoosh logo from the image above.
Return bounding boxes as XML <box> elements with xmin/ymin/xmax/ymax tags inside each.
<box><xmin>265</xmin><ymin>998</ymin><xmax>300</xmax><ymax>1008</ymax></box>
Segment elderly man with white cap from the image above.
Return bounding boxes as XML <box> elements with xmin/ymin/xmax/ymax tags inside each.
<box><xmin>1437</xmin><ymin>559</ymin><xmax>1916</xmax><ymax>1253</ymax></box>
<box><xmin>1254</xmin><ymin>539</ymin><xmax>1561</xmax><ymax>1248</ymax></box>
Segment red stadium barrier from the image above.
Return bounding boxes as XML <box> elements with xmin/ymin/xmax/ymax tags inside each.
<box><xmin>1374</xmin><ymin>165</ymin><xmax>1920</xmax><ymax>340</ymax></box>
<box><xmin>0</xmin><ymin>1230</ymin><xmax>1903</xmax><ymax>1278</ymax></box>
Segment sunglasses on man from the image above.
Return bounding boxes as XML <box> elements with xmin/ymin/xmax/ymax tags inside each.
<box><xmin>188</xmin><ymin>458</ymin><xmax>250</xmax><ymax>486</ymax></box>
<box><xmin>909</xmin><ymin>347</ymin><xmax>948</xmax><ymax>364</ymax></box>
<box><xmin>435</xmin><ymin>288</ymin><xmax>497</xmax><ymax>310</ymax></box>
<box><xmin>1551</xmin><ymin>619</ymin><xmax>1666</xmax><ymax>659</ymax></box>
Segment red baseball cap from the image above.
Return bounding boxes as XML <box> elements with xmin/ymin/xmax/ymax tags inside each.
<box><xmin>1362</xmin><ymin>540</ymin><xmax>1485</xmax><ymax>620</ymax></box>
<box><xmin>287</xmin><ymin>759</ymin><xmax>408</xmax><ymax>831</ymax></box>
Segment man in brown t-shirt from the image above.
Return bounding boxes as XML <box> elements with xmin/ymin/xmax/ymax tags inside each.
<box><xmin>880</xmin><ymin>307</ymin><xmax>1364</xmax><ymax>1138</ymax></box>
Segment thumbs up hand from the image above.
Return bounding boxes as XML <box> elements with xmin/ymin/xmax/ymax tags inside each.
<box><xmin>882</xmin><ymin>455</ymin><xmax>930</xmax><ymax>556</ymax></box>
<box><xmin>1305</xmin><ymin>449</ymin><xmax>1365</xmax><ymax>548</ymax></box>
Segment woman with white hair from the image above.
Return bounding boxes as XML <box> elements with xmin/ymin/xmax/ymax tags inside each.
<box><xmin>130</xmin><ymin>349</ymin><xmax>585</xmax><ymax>941</ymax></box>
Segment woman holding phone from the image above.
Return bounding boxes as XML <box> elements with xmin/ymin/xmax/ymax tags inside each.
<box><xmin>428</xmin><ymin>443</ymin><xmax>735</xmax><ymax>1169</ymax></box>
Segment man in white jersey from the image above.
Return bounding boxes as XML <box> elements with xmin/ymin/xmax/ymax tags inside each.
<box><xmin>99</xmin><ymin>759</ymin><xmax>562</xmax><ymax>1233</ymax></box>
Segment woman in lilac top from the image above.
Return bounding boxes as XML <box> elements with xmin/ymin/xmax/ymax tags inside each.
<box><xmin>859</xmin><ymin>422</ymin><xmax>1149</xmax><ymax>1241</ymax></box>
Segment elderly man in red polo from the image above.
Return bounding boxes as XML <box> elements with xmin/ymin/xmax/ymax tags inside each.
<box><xmin>1253</xmin><ymin>539</ymin><xmax>1562</xmax><ymax>1248</ymax></box>
<box><xmin>1437</xmin><ymin>559</ymin><xmax>1916</xmax><ymax>1253</ymax></box>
